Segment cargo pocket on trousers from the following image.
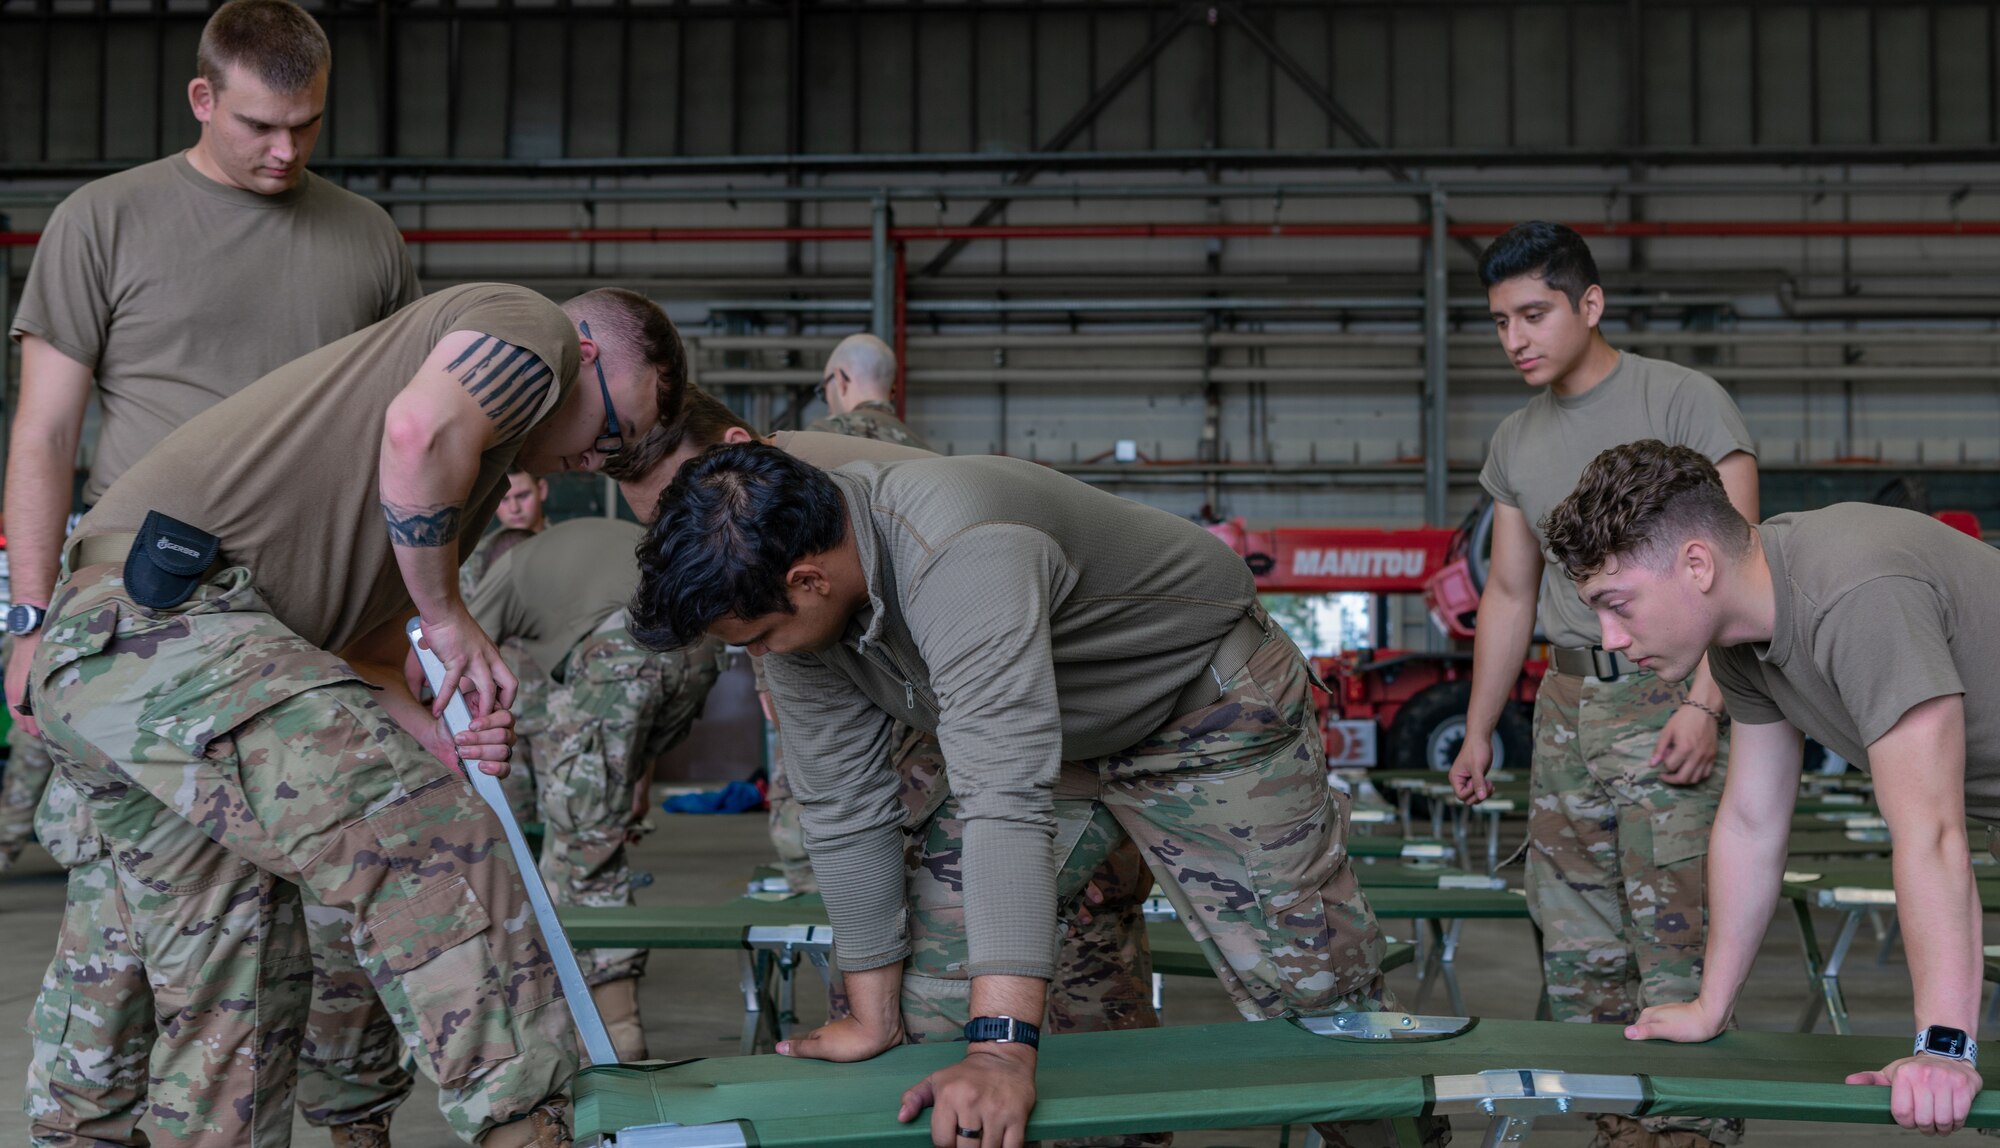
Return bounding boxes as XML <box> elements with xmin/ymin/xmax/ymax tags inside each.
<box><xmin>1243</xmin><ymin>759</ymin><xmax>1372</xmax><ymax>1012</ymax></box>
<box><xmin>361</xmin><ymin>875</ymin><xmax>519</xmax><ymax>1088</ymax></box>
<box><xmin>1639</xmin><ymin>789</ymin><xmax>1717</xmax><ymax>869</ymax></box>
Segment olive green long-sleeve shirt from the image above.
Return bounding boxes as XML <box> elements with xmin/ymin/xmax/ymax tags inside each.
<box><xmin>762</xmin><ymin>455</ymin><xmax>1256</xmax><ymax>980</ymax></box>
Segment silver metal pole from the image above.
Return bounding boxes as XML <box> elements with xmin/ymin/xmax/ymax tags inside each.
<box><xmin>870</xmin><ymin>197</ymin><xmax>894</xmax><ymax>340</ymax></box>
<box><xmin>1423</xmin><ymin>189</ymin><xmax>1450</xmax><ymax>528</ymax></box>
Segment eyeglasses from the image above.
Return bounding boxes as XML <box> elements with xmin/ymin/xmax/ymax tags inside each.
<box><xmin>579</xmin><ymin>320</ymin><xmax>624</xmax><ymax>457</ymax></box>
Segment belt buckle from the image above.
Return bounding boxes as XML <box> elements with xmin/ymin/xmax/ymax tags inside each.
<box><xmin>1592</xmin><ymin>648</ymin><xmax>1621</xmax><ymax>681</ymax></box>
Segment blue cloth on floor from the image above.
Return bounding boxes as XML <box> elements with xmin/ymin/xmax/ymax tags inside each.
<box><xmin>662</xmin><ymin>779</ymin><xmax>766</xmax><ymax>814</ymax></box>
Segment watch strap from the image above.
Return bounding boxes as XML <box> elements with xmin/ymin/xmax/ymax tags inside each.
<box><xmin>1915</xmin><ymin>1026</ymin><xmax>1978</xmax><ymax>1066</ymax></box>
<box><xmin>964</xmin><ymin>1015</ymin><xmax>1040</xmax><ymax>1048</ymax></box>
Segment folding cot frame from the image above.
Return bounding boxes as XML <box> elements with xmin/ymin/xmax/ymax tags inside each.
<box><xmin>559</xmin><ymin>879</ymin><xmax>1470</xmax><ymax>1054</ymax></box>
<box><xmin>420</xmin><ymin>628</ymin><xmax>1961</xmax><ymax>1147</ymax></box>
<box><xmin>567</xmin><ymin>1011</ymin><xmax>2000</xmax><ymax>1147</ymax></box>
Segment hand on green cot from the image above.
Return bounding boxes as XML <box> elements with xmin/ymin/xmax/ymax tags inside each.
<box><xmin>1623</xmin><ymin>1000</ymin><xmax>1725</xmax><ymax>1044</ymax></box>
<box><xmin>1847</xmin><ymin>1055</ymin><xmax>1980</xmax><ymax>1135</ymax></box>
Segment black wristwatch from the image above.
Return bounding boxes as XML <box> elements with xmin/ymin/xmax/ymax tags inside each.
<box><xmin>1916</xmin><ymin>1025</ymin><xmax>1978</xmax><ymax>1066</ymax></box>
<box><xmin>964</xmin><ymin>1015</ymin><xmax>1040</xmax><ymax>1049</ymax></box>
<box><xmin>6</xmin><ymin>603</ymin><xmax>46</xmax><ymax>637</ymax></box>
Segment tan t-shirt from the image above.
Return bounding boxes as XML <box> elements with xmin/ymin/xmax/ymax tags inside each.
<box><xmin>79</xmin><ymin>284</ymin><xmax>578</xmax><ymax>653</ymax></box>
<box><xmin>1709</xmin><ymin>504</ymin><xmax>2000</xmax><ymax>819</ymax></box>
<box><xmin>1480</xmin><ymin>351</ymin><xmax>1755</xmax><ymax>648</ymax></box>
<box><xmin>10</xmin><ymin>153</ymin><xmax>420</xmax><ymax>502</ymax></box>
<box><xmin>768</xmin><ymin>429</ymin><xmax>933</xmax><ymax>468</ymax></box>
<box><xmin>467</xmin><ymin>517</ymin><xmax>644</xmax><ymax>676</ymax></box>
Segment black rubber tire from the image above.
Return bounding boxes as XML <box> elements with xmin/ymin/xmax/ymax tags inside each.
<box><xmin>1384</xmin><ymin>680</ymin><xmax>1534</xmax><ymax>773</ymax></box>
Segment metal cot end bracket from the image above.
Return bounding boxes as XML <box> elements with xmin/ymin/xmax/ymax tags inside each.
<box><xmin>586</xmin><ymin>1120</ymin><xmax>752</xmax><ymax>1148</ymax></box>
<box><xmin>1299</xmin><ymin>1011</ymin><xmax>1474</xmax><ymax>1040</ymax></box>
<box><xmin>1429</xmin><ymin>1069</ymin><xmax>1647</xmax><ymax>1146</ymax></box>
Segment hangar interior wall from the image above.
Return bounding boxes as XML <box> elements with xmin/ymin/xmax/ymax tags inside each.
<box><xmin>3</xmin><ymin>0</ymin><xmax>1999</xmax><ymax>530</ymax></box>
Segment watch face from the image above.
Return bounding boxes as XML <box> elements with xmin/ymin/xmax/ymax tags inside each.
<box><xmin>6</xmin><ymin>604</ymin><xmax>31</xmax><ymax>634</ymax></box>
<box><xmin>1924</xmin><ymin>1027</ymin><xmax>1969</xmax><ymax>1057</ymax></box>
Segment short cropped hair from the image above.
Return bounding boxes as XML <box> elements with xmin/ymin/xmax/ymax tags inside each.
<box><xmin>1477</xmin><ymin>221</ymin><xmax>1602</xmax><ymax>310</ymax></box>
<box><xmin>602</xmin><ymin>386</ymin><xmax>754</xmax><ymax>484</ymax></box>
<box><xmin>629</xmin><ymin>443</ymin><xmax>848</xmax><ymax>651</ymax></box>
<box><xmin>197</xmin><ymin>0</ymin><xmax>331</xmax><ymax>93</ymax></box>
<box><xmin>829</xmin><ymin>333</ymin><xmax>897</xmax><ymax>393</ymax></box>
<box><xmin>1541</xmin><ymin>439</ymin><xmax>1751</xmax><ymax>582</ymax></box>
<box><xmin>562</xmin><ymin>287</ymin><xmax>690</xmax><ymax>437</ymax></box>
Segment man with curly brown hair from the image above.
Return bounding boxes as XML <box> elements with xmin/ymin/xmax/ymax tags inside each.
<box><xmin>1447</xmin><ymin>221</ymin><xmax>1759</xmax><ymax>1148</ymax></box>
<box><xmin>1544</xmin><ymin>438</ymin><xmax>2000</xmax><ymax>1139</ymax></box>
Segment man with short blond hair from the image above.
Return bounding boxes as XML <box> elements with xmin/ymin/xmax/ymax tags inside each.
<box><xmin>1544</xmin><ymin>439</ymin><xmax>2000</xmax><ymax>1139</ymax></box>
<box><xmin>6</xmin><ymin>2</ymin><xmax>420</xmax><ymax>1143</ymax></box>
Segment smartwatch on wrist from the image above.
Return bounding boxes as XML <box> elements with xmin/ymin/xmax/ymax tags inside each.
<box><xmin>964</xmin><ymin>1016</ymin><xmax>1040</xmax><ymax>1049</ymax></box>
<box><xmin>6</xmin><ymin>603</ymin><xmax>47</xmax><ymax>637</ymax></box>
<box><xmin>1915</xmin><ymin>1025</ymin><xmax>1978</xmax><ymax>1067</ymax></box>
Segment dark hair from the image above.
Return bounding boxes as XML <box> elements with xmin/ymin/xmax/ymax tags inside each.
<box><xmin>602</xmin><ymin>386</ymin><xmax>755</xmax><ymax>483</ymax></box>
<box><xmin>1477</xmin><ymin>221</ymin><xmax>1602</xmax><ymax>309</ymax></box>
<box><xmin>628</xmin><ymin>442</ymin><xmax>848</xmax><ymax>650</ymax></box>
<box><xmin>1541</xmin><ymin>439</ymin><xmax>1751</xmax><ymax>581</ymax></box>
<box><xmin>197</xmin><ymin>0</ymin><xmax>330</xmax><ymax>92</ymax></box>
<box><xmin>562</xmin><ymin>287</ymin><xmax>690</xmax><ymax>438</ymax></box>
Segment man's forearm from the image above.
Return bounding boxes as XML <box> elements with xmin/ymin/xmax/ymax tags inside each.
<box><xmin>969</xmin><ymin>973</ymin><xmax>1048</xmax><ymax>1031</ymax></box>
<box><xmin>1463</xmin><ymin>588</ymin><xmax>1537</xmax><ymax>739</ymax></box>
<box><xmin>841</xmin><ymin>962</ymin><xmax>906</xmax><ymax>1040</ymax></box>
<box><xmin>3</xmin><ymin>428</ymin><xmax>80</xmax><ymax>606</ymax></box>
<box><xmin>380</xmin><ymin>431</ymin><xmax>480</xmax><ymax>621</ymax></box>
<box><xmin>1894</xmin><ymin>829</ymin><xmax>1984</xmax><ymax>1034</ymax></box>
<box><xmin>1694</xmin><ymin>811</ymin><xmax>1788</xmax><ymax>1017</ymax></box>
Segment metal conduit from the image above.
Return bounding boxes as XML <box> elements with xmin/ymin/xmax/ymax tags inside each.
<box><xmin>697</xmin><ymin>365</ymin><xmax>2000</xmax><ymax>386</ymax></box>
<box><xmin>9</xmin><ymin>178</ymin><xmax>2000</xmax><ymax>210</ymax></box>
<box><xmin>702</xmin><ymin>294</ymin><xmax>1741</xmax><ymax>313</ymax></box>
<box><xmin>10</xmin><ymin>220</ymin><xmax>2000</xmax><ymax>247</ymax></box>
<box><xmin>690</xmin><ymin>329</ymin><xmax>2000</xmax><ymax>351</ymax></box>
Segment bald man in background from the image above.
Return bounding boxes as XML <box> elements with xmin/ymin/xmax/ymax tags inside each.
<box><xmin>809</xmin><ymin>333</ymin><xmax>928</xmax><ymax>447</ymax></box>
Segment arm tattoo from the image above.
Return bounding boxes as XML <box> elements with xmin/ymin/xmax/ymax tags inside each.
<box><xmin>381</xmin><ymin>499</ymin><xmax>465</xmax><ymax>548</ymax></box>
<box><xmin>447</xmin><ymin>334</ymin><xmax>556</xmax><ymax>439</ymax></box>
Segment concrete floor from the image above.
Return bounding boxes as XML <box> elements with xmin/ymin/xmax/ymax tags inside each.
<box><xmin>0</xmin><ymin>809</ymin><xmax>1983</xmax><ymax>1146</ymax></box>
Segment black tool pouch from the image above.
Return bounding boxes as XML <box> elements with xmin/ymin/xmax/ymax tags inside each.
<box><xmin>124</xmin><ymin>510</ymin><xmax>222</xmax><ymax>610</ymax></box>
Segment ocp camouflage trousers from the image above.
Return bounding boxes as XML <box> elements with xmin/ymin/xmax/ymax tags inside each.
<box><xmin>23</xmin><ymin>684</ymin><xmax>412</xmax><ymax>1145</ymax></box>
<box><xmin>0</xmin><ymin>715</ymin><xmax>56</xmax><ymax>869</ymax></box>
<box><xmin>31</xmin><ymin>561</ymin><xmax>576</xmax><ymax>1144</ymax></box>
<box><xmin>534</xmin><ymin>625</ymin><xmax>724</xmax><ymax>984</ymax></box>
<box><xmin>832</xmin><ymin>627</ymin><xmax>1434</xmax><ymax>1148</ymax></box>
<box><xmin>1527</xmin><ymin>666</ymin><xmax>1737</xmax><ymax>1145</ymax></box>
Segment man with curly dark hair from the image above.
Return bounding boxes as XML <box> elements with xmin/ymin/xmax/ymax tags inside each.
<box><xmin>1545</xmin><ymin>438</ymin><xmax>2000</xmax><ymax>1138</ymax></box>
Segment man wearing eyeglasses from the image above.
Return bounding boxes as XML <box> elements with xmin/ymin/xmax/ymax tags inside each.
<box><xmin>27</xmin><ymin>283</ymin><xmax>686</xmax><ymax>1148</ymax></box>
<box><xmin>810</xmin><ymin>332</ymin><xmax>928</xmax><ymax>448</ymax></box>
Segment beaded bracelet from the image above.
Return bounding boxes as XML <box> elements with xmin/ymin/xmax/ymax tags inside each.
<box><xmin>1681</xmin><ymin>697</ymin><xmax>1727</xmax><ymax>725</ymax></box>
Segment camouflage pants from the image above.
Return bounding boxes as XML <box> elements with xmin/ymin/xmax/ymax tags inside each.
<box><xmin>25</xmin><ymin>706</ymin><xmax>412</xmax><ymax>1144</ymax></box>
<box><xmin>496</xmin><ymin>640</ymin><xmax>545</xmax><ymax>828</ymax></box>
<box><xmin>765</xmin><ymin>744</ymin><xmax>816</xmax><ymax>895</ymax></box>
<box><xmin>535</xmin><ymin>624</ymin><xmax>724</xmax><ymax>984</ymax></box>
<box><xmin>833</xmin><ymin>629</ymin><xmax>1435</xmax><ymax>1148</ymax></box>
<box><xmin>0</xmin><ymin>716</ymin><xmax>57</xmax><ymax>870</ymax></box>
<box><xmin>1527</xmin><ymin>667</ymin><xmax>1737</xmax><ymax>1145</ymax></box>
<box><xmin>30</xmin><ymin>561</ymin><xmax>576</xmax><ymax>1144</ymax></box>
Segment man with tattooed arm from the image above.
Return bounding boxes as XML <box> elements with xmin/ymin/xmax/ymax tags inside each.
<box><xmin>25</xmin><ymin>283</ymin><xmax>685</xmax><ymax>1148</ymax></box>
